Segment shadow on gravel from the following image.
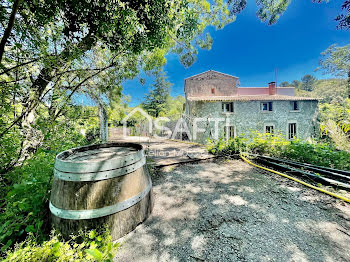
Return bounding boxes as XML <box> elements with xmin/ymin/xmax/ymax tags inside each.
<box><xmin>115</xmin><ymin>158</ymin><xmax>350</xmax><ymax>262</ymax></box>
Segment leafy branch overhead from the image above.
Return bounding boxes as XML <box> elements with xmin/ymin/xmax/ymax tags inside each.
<box><xmin>0</xmin><ymin>0</ymin><xmax>350</xmax><ymax>257</ymax></box>
<box><xmin>317</xmin><ymin>44</ymin><xmax>350</xmax><ymax>97</ymax></box>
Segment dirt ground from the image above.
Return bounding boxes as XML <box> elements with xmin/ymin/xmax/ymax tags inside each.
<box><xmin>109</xmin><ymin>135</ymin><xmax>214</xmax><ymax>167</ymax></box>
<box><xmin>110</xmin><ymin>137</ymin><xmax>350</xmax><ymax>262</ymax></box>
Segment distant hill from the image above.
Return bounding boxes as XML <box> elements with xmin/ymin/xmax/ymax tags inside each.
<box><xmin>295</xmin><ymin>79</ymin><xmax>347</xmax><ymax>103</ymax></box>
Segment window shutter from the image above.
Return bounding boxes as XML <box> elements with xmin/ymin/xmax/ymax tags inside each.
<box><xmin>268</xmin><ymin>102</ymin><xmax>273</xmax><ymax>111</ymax></box>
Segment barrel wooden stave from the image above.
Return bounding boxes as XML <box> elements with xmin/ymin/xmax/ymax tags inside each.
<box><xmin>50</xmin><ymin>143</ymin><xmax>153</xmax><ymax>240</ymax></box>
<box><xmin>51</xmin><ymin>189</ymin><xmax>153</xmax><ymax>240</ymax></box>
<box><xmin>50</xmin><ymin>166</ymin><xmax>148</xmax><ymax>210</ymax></box>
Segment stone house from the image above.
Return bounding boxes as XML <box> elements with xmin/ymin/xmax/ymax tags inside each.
<box><xmin>183</xmin><ymin>70</ymin><xmax>318</xmax><ymax>144</ymax></box>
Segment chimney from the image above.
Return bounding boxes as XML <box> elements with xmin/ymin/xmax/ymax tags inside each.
<box><xmin>268</xmin><ymin>81</ymin><xmax>276</xmax><ymax>95</ymax></box>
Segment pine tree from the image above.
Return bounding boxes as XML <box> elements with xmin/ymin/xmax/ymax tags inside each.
<box><xmin>143</xmin><ymin>72</ymin><xmax>173</xmax><ymax>118</ymax></box>
<box><xmin>300</xmin><ymin>75</ymin><xmax>317</xmax><ymax>92</ymax></box>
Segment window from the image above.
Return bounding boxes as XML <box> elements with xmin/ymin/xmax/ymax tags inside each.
<box><xmin>291</xmin><ymin>101</ymin><xmax>299</xmax><ymax>111</ymax></box>
<box><xmin>222</xmin><ymin>102</ymin><xmax>234</xmax><ymax>113</ymax></box>
<box><xmin>265</xmin><ymin>125</ymin><xmax>274</xmax><ymax>134</ymax></box>
<box><xmin>211</xmin><ymin>87</ymin><xmax>215</xmax><ymax>94</ymax></box>
<box><xmin>288</xmin><ymin>123</ymin><xmax>297</xmax><ymax>139</ymax></box>
<box><xmin>261</xmin><ymin>102</ymin><xmax>273</xmax><ymax>112</ymax></box>
<box><xmin>224</xmin><ymin>126</ymin><xmax>235</xmax><ymax>140</ymax></box>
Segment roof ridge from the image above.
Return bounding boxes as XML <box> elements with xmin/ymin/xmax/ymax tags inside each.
<box><xmin>185</xmin><ymin>70</ymin><xmax>239</xmax><ymax>80</ymax></box>
<box><xmin>187</xmin><ymin>94</ymin><xmax>318</xmax><ymax>101</ymax></box>
<box><xmin>238</xmin><ymin>87</ymin><xmax>295</xmax><ymax>88</ymax></box>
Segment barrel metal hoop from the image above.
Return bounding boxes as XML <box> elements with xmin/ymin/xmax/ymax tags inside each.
<box><xmin>54</xmin><ymin>143</ymin><xmax>144</xmax><ymax>173</ymax></box>
<box><xmin>49</xmin><ymin>178</ymin><xmax>152</xmax><ymax>220</ymax></box>
<box><xmin>54</xmin><ymin>157</ymin><xmax>146</xmax><ymax>181</ymax></box>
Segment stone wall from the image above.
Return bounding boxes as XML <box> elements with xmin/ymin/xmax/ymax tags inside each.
<box><xmin>185</xmin><ymin>100</ymin><xmax>319</xmax><ymax>144</ymax></box>
<box><xmin>185</xmin><ymin>71</ymin><xmax>238</xmax><ymax>97</ymax></box>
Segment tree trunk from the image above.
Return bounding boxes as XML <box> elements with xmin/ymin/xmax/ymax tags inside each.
<box><xmin>99</xmin><ymin>103</ymin><xmax>108</xmax><ymax>142</ymax></box>
<box><xmin>0</xmin><ymin>35</ymin><xmax>94</xmax><ymax>139</ymax></box>
<box><xmin>0</xmin><ymin>0</ymin><xmax>21</xmax><ymax>63</ymax></box>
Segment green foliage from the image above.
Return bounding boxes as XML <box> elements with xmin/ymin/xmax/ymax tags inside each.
<box><xmin>207</xmin><ymin>136</ymin><xmax>248</xmax><ymax>155</ymax></box>
<box><xmin>319</xmin><ymin>99</ymin><xmax>350</xmax><ymax>131</ymax></box>
<box><xmin>1</xmin><ymin>0</ymin><xmax>236</xmax><ymax>180</ymax></box>
<box><xmin>296</xmin><ymin>79</ymin><xmax>347</xmax><ymax>103</ymax></box>
<box><xmin>318</xmin><ymin>99</ymin><xmax>350</xmax><ymax>151</ymax></box>
<box><xmin>161</xmin><ymin>96</ymin><xmax>186</xmax><ymax>120</ymax></box>
<box><xmin>284</xmin><ymin>74</ymin><xmax>317</xmax><ymax>93</ymax></box>
<box><xmin>294</xmin><ymin>75</ymin><xmax>349</xmax><ymax>150</ymax></box>
<box><xmin>279</xmin><ymin>81</ymin><xmax>290</xmax><ymax>87</ymax></box>
<box><xmin>291</xmin><ymin>80</ymin><xmax>301</xmax><ymax>88</ymax></box>
<box><xmin>279</xmin><ymin>140</ymin><xmax>350</xmax><ymax>170</ymax></box>
<box><xmin>256</xmin><ymin>0</ymin><xmax>291</xmax><ymax>25</ymax></box>
<box><xmin>285</xmin><ymin>66</ymin><xmax>349</xmax><ymax>150</ymax></box>
<box><xmin>143</xmin><ymin>71</ymin><xmax>173</xmax><ymax>117</ymax></box>
<box><xmin>207</xmin><ymin>132</ymin><xmax>287</xmax><ymax>156</ymax></box>
<box><xmin>0</xmin><ymin>150</ymin><xmax>54</xmax><ymax>252</ymax></box>
<box><xmin>0</xmin><ymin>122</ymin><xmax>88</xmax><ymax>254</ymax></box>
<box><xmin>317</xmin><ymin>44</ymin><xmax>350</xmax><ymax>78</ymax></box>
<box><xmin>246</xmin><ymin>132</ymin><xmax>289</xmax><ymax>156</ymax></box>
<box><xmin>207</xmin><ymin>132</ymin><xmax>350</xmax><ymax>171</ymax></box>
<box><xmin>4</xmin><ymin>229</ymin><xmax>119</xmax><ymax>262</ymax></box>
<box><xmin>300</xmin><ymin>74</ymin><xmax>317</xmax><ymax>92</ymax></box>
<box><xmin>317</xmin><ymin>44</ymin><xmax>350</xmax><ymax>97</ymax></box>
<box><xmin>17</xmin><ymin>0</ymin><xmax>186</xmax><ymax>55</ymax></box>
<box><xmin>335</xmin><ymin>1</ymin><xmax>350</xmax><ymax>30</ymax></box>
<box><xmin>0</xmin><ymin>128</ymin><xmax>23</xmax><ymax>175</ymax></box>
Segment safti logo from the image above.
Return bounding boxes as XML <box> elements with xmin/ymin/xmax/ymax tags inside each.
<box><xmin>122</xmin><ymin>107</ymin><xmax>233</xmax><ymax>140</ymax></box>
<box><xmin>121</xmin><ymin>107</ymin><xmax>153</xmax><ymax>137</ymax></box>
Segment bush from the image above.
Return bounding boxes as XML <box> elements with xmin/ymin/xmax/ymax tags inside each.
<box><xmin>280</xmin><ymin>140</ymin><xmax>350</xmax><ymax>170</ymax></box>
<box><xmin>0</xmin><ymin>123</ymin><xmax>88</xmax><ymax>253</ymax></box>
<box><xmin>207</xmin><ymin>136</ymin><xmax>248</xmax><ymax>155</ymax></box>
<box><xmin>0</xmin><ymin>150</ymin><xmax>54</xmax><ymax>252</ymax></box>
<box><xmin>4</xmin><ymin>229</ymin><xmax>119</xmax><ymax>262</ymax></box>
<box><xmin>0</xmin><ymin>115</ymin><xmax>118</xmax><ymax>260</ymax></box>
<box><xmin>246</xmin><ymin>131</ymin><xmax>289</xmax><ymax>156</ymax></box>
<box><xmin>207</xmin><ymin>132</ymin><xmax>350</xmax><ymax>171</ymax></box>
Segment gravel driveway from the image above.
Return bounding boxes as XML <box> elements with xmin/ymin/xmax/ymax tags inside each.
<box><xmin>115</xmin><ymin>158</ymin><xmax>350</xmax><ymax>262</ymax></box>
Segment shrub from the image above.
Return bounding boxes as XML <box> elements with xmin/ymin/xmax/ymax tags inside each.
<box><xmin>4</xmin><ymin>229</ymin><xmax>119</xmax><ymax>262</ymax></box>
<box><xmin>0</xmin><ymin>123</ymin><xmax>88</xmax><ymax>253</ymax></box>
<box><xmin>207</xmin><ymin>136</ymin><xmax>248</xmax><ymax>156</ymax></box>
<box><xmin>207</xmin><ymin>132</ymin><xmax>350</xmax><ymax>171</ymax></box>
<box><xmin>280</xmin><ymin>140</ymin><xmax>350</xmax><ymax>170</ymax></box>
<box><xmin>246</xmin><ymin>131</ymin><xmax>289</xmax><ymax>156</ymax></box>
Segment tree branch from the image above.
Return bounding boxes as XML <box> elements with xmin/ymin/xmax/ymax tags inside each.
<box><xmin>0</xmin><ymin>0</ymin><xmax>21</xmax><ymax>63</ymax></box>
<box><xmin>0</xmin><ymin>56</ymin><xmax>42</xmax><ymax>76</ymax></box>
<box><xmin>53</xmin><ymin>64</ymin><xmax>114</xmax><ymax>120</ymax></box>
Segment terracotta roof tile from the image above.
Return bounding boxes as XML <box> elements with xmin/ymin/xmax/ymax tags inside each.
<box><xmin>187</xmin><ymin>95</ymin><xmax>318</xmax><ymax>102</ymax></box>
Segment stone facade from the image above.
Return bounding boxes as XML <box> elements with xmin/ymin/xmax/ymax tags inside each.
<box><xmin>185</xmin><ymin>71</ymin><xmax>239</xmax><ymax>97</ymax></box>
<box><xmin>184</xmin><ymin>70</ymin><xmax>319</xmax><ymax>144</ymax></box>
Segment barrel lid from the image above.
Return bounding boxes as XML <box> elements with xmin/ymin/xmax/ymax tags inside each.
<box><xmin>54</xmin><ymin>142</ymin><xmax>144</xmax><ymax>173</ymax></box>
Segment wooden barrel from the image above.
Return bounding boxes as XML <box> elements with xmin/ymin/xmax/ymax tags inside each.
<box><xmin>49</xmin><ymin>142</ymin><xmax>153</xmax><ymax>239</ymax></box>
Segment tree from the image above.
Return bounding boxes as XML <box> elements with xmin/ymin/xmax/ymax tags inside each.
<box><xmin>291</xmin><ymin>80</ymin><xmax>301</xmax><ymax>89</ymax></box>
<box><xmin>300</xmin><ymin>74</ymin><xmax>317</xmax><ymax>91</ymax></box>
<box><xmin>280</xmin><ymin>81</ymin><xmax>290</xmax><ymax>87</ymax></box>
<box><xmin>0</xmin><ymin>0</ymin><xmax>236</xmax><ymax>174</ymax></box>
<box><xmin>319</xmin><ymin>99</ymin><xmax>350</xmax><ymax>152</ymax></box>
<box><xmin>0</xmin><ymin>0</ymin><xmax>234</xmax><ymax>138</ymax></box>
<box><xmin>163</xmin><ymin>96</ymin><xmax>186</xmax><ymax>120</ymax></box>
<box><xmin>143</xmin><ymin>72</ymin><xmax>173</xmax><ymax>118</ymax></box>
<box><xmin>229</xmin><ymin>0</ymin><xmax>350</xmax><ymax>29</ymax></box>
<box><xmin>318</xmin><ymin>44</ymin><xmax>350</xmax><ymax>97</ymax></box>
<box><xmin>296</xmin><ymin>79</ymin><xmax>348</xmax><ymax>103</ymax></box>
<box><xmin>335</xmin><ymin>1</ymin><xmax>350</xmax><ymax>30</ymax></box>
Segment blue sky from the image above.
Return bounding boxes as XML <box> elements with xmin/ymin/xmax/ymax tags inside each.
<box><xmin>122</xmin><ymin>0</ymin><xmax>349</xmax><ymax>106</ymax></box>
